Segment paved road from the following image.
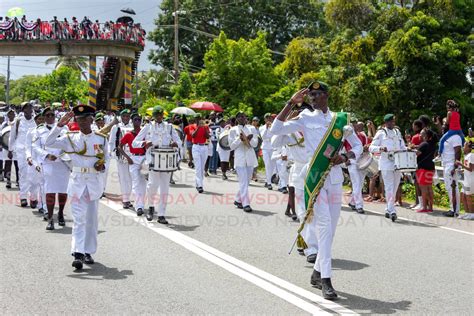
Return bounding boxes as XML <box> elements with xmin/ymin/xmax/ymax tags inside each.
<box><xmin>1</xmin><ymin>161</ymin><xmax>473</xmax><ymax>314</ymax></box>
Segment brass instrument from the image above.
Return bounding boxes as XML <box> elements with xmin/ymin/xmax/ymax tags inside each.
<box><xmin>98</xmin><ymin>116</ymin><xmax>119</xmax><ymax>135</ymax></box>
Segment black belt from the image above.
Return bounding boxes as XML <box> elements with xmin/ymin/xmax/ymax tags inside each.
<box><xmin>194</xmin><ymin>143</ymin><xmax>207</xmax><ymax>146</ymax></box>
<box><xmin>131</xmin><ymin>153</ymin><xmax>145</xmax><ymax>156</ymax></box>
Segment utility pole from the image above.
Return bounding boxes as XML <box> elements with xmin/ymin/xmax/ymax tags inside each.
<box><xmin>6</xmin><ymin>56</ymin><xmax>10</xmax><ymax>105</ymax></box>
<box><xmin>174</xmin><ymin>0</ymin><xmax>179</xmax><ymax>83</ymax></box>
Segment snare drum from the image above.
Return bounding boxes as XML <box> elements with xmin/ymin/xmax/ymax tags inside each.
<box><xmin>393</xmin><ymin>151</ymin><xmax>417</xmax><ymax>172</ymax></box>
<box><xmin>150</xmin><ymin>147</ymin><xmax>179</xmax><ymax>172</ymax></box>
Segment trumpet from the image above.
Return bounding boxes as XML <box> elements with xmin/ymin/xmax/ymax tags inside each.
<box><xmin>98</xmin><ymin>116</ymin><xmax>119</xmax><ymax>136</ymax></box>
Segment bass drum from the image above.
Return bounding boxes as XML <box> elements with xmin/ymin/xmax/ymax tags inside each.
<box><xmin>1</xmin><ymin>125</ymin><xmax>11</xmax><ymax>150</ymax></box>
<box><xmin>218</xmin><ymin>129</ymin><xmax>230</xmax><ymax>150</ymax></box>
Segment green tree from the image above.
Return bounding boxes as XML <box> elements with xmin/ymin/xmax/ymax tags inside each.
<box><xmin>171</xmin><ymin>71</ymin><xmax>194</xmax><ymax>102</ymax></box>
<box><xmin>325</xmin><ymin>0</ymin><xmax>375</xmax><ymax>31</ymax></box>
<box><xmin>148</xmin><ymin>0</ymin><xmax>327</xmax><ymax>70</ymax></box>
<box><xmin>194</xmin><ymin>32</ymin><xmax>280</xmax><ymax>116</ymax></box>
<box><xmin>133</xmin><ymin>69</ymin><xmax>173</xmax><ymax>106</ymax></box>
<box><xmin>45</xmin><ymin>56</ymin><xmax>89</xmax><ymax>79</ymax></box>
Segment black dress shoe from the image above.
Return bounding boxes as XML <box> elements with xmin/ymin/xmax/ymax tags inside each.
<box><xmin>84</xmin><ymin>253</ymin><xmax>95</xmax><ymax>264</ymax></box>
<box><xmin>348</xmin><ymin>203</ymin><xmax>356</xmax><ymax>210</ymax></box>
<box><xmin>391</xmin><ymin>213</ymin><xmax>397</xmax><ymax>222</ymax></box>
<box><xmin>6</xmin><ymin>183</ymin><xmax>11</xmax><ymax>189</ymax></box>
<box><xmin>122</xmin><ymin>201</ymin><xmax>133</xmax><ymax>209</ymax></box>
<box><xmin>297</xmin><ymin>248</ymin><xmax>305</xmax><ymax>256</ymax></box>
<box><xmin>356</xmin><ymin>208</ymin><xmax>365</xmax><ymax>214</ymax></box>
<box><xmin>58</xmin><ymin>216</ymin><xmax>66</xmax><ymax>226</ymax></box>
<box><xmin>222</xmin><ymin>174</ymin><xmax>228</xmax><ymax>180</ymax></box>
<box><xmin>280</xmin><ymin>188</ymin><xmax>288</xmax><ymax>194</ymax></box>
<box><xmin>157</xmin><ymin>216</ymin><xmax>169</xmax><ymax>225</ymax></box>
<box><xmin>307</xmin><ymin>253</ymin><xmax>317</xmax><ymax>264</ymax></box>
<box><xmin>234</xmin><ymin>201</ymin><xmax>243</xmax><ymax>209</ymax></box>
<box><xmin>30</xmin><ymin>200</ymin><xmax>38</xmax><ymax>209</ymax></box>
<box><xmin>38</xmin><ymin>208</ymin><xmax>46</xmax><ymax>215</ymax></box>
<box><xmin>136</xmin><ymin>208</ymin><xmax>144</xmax><ymax>216</ymax></box>
<box><xmin>321</xmin><ymin>278</ymin><xmax>338</xmax><ymax>300</ymax></box>
<box><xmin>146</xmin><ymin>207</ymin><xmax>154</xmax><ymax>222</ymax></box>
<box><xmin>197</xmin><ymin>187</ymin><xmax>204</xmax><ymax>193</ymax></box>
<box><xmin>443</xmin><ymin>210</ymin><xmax>457</xmax><ymax>217</ymax></box>
<box><xmin>43</xmin><ymin>213</ymin><xmax>49</xmax><ymax>221</ymax></box>
<box><xmin>20</xmin><ymin>199</ymin><xmax>28</xmax><ymax>207</ymax></box>
<box><xmin>310</xmin><ymin>270</ymin><xmax>322</xmax><ymax>289</ymax></box>
<box><xmin>292</xmin><ymin>214</ymin><xmax>298</xmax><ymax>222</ymax></box>
<box><xmin>170</xmin><ymin>179</ymin><xmax>176</xmax><ymax>185</ymax></box>
<box><xmin>46</xmin><ymin>220</ymin><xmax>55</xmax><ymax>230</ymax></box>
<box><xmin>243</xmin><ymin>205</ymin><xmax>253</xmax><ymax>213</ymax></box>
<box><xmin>385</xmin><ymin>212</ymin><xmax>390</xmax><ymax>218</ymax></box>
<box><xmin>72</xmin><ymin>253</ymin><xmax>84</xmax><ymax>270</ymax></box>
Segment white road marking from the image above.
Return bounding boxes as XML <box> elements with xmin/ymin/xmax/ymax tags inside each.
<box><xmin>352</xmin><ymin>204</ymin><xmax>474</xmax><ymax>236</ymax></box>
<box><xmin>101</xmin><ymin>199</ymin><xmax>358</xmax><ymax>315</ymax></box>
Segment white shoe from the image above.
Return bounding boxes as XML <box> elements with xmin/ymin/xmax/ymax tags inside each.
<box><xmin>413</xmin><ymin>204</ymin><xmax>423</xmax><ymax>211</ymax></box>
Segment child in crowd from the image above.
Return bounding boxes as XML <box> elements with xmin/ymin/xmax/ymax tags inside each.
<box><xmin>436</xmin><ymin>100</ymin><xmax>465</xmax><ymax>160</ymax></box>
<box><xmin>457</xmin><ymin>141</ymin><xmax>473</xmax><ymax>220</ymax></box>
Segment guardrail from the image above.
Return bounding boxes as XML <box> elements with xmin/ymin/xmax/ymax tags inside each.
<box><xmin>0</xmin><ymin>19</ymin><xmax>145</xmax><ymax>46</ymax></box>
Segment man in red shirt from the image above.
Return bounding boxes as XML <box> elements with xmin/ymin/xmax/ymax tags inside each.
<box><xmin>183</xmin><ymin>117</ymin><xmax>196</xmax><ymax>168</ymax></box>
<box><xmin>119</xmin><ymin>112</ymin><xmax>146</xmax><ymax>216</ymax></box>
<box><xmin>191</xmin><ymin>113</ymin><xmax>210</xmax><ymax>193</ymax></box>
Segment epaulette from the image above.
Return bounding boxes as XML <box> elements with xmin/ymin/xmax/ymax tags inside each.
<box><xmin>67</xmin><ymin>131</ymin><xmax>79</xmax><ymax>133</ymax></box>
<box><xmin>94</xmin><ymin>131</ymin><xmax>107</xmax><ymax>138</ymax></box>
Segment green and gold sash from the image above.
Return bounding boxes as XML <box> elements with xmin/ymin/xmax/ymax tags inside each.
<box><xmin>297</xmin><ymin>112</ymin><xmax>349</xmax><ymax>249</ymax></box>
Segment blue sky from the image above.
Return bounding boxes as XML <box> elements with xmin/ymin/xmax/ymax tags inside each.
<box><xmin>0</xmin><ymin>0</ymin><xmax>162</xmax><ymax>79</ymax></box>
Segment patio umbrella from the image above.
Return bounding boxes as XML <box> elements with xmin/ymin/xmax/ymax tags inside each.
<box><xmin>6</xmin><ymin>7</ymin><xmax>25</xmax><ymax>18</ymax></box>
<box><xmin>190</xmin><ymin>101</ymin><xmax>223</xmax><ymax>112</ymax></box>
<box><xmin>170</xmin><ymin>107</ymin><xmax>196</xmax><ymax>116</ymax></box>
<box><xmin>120</xmin><ymin>8</ymin><xmax>136</xmax><ymax>15</ymax></box>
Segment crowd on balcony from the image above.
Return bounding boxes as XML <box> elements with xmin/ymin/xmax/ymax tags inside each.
<box><xmin>0</xmin><ymin>15</ymin><xmax>145</xmax><ymax>46</ymax></box>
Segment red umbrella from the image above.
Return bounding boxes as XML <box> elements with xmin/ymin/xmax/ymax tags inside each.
<box><xmin>190</xmin><ymin>101</ymin><xmax>223</xmax><ymax>112</ymax></box>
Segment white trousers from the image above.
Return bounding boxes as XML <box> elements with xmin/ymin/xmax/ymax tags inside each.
<box><xmin>443</xmin><ymin>166</ymin><xmax>460</xmax><ymax>213</ymax></box>
<box><xmin>17</xmin><ymin>152</ymin><xmax>30</xmax><ymax>200</ymax></box>
<box><xmin>262</xmin><ymin>149</ymin><xmax>276</xmax><ymax>184</ymax></box>
<box><xmin>277</xmin><ymin>160</ymin><xmax>289</xmax><ymax>189</ymax></box>
<box><xmin>147</xmin><ymin>171</ymin><xmax>171</xmax><ymax>216</ymax></box>
<box><xmin>235</xmin><ymin>166</ymin><xmax>254</xmax><ymax>207</ymax></box>
<box><xmin>192</xmin><ymin>144</ymin><xmax>208</xmax><ymax>188</ymax></box>
<box><xmin>348</xmin><ymin>164</ymin><xmax>364</xmax><ymax>209</ymax></box>
<box><xmin>313</xmin><ymin>179</ymin><xmax>342</xmax><ymax>278</ymax></box>
<box><xmin>295</xmin><ymin>187</ymin><xmax>319</xmax><ymax>256</ymax></box>
<box><xmin>129</xmin><ymin>157</ymin><xmax>146</xmax><ymax>210</ymax></box>
<box><xmin>71</xmin><ymin>188</ymin><xmax>99</xmax><ymax>255</ymax></box>
<box><xmin>117</xmin><ymin>160</ymin><xmax>132</xmax><ymax>202</ymax></box>
<box><xmin>381</xmin><ymin>170</ymin><xmax>401</xmax><ymax>214</ymax></box>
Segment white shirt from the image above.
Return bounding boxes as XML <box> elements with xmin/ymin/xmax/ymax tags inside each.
<box><xmin>441</xmin><ymin>134</ymin><xmax>462</xmax><ymax>167</ymax></box>
<box><xmin>229</xmin><ymin>124</ymin><xmax>259</xmax><ymax>168</ymax></box>
<box><xmin>259</xmin><ymin>125</ymin><xmax>274</xmax><ymax>150</ymax></box>
<box><xmin>271</xmin><ymin>133</ymin><xmax>308</xmax><ymax>164</ymax></box>
<box><xmin>369</xmin><ymin>128</ymin><xmax>407</xmax><ymax>171</ymax></box>
<box><xmin>32</xmin><ymin>123</ymin><xmax>68</xmax><ymax>165</ymax></box>
<box><xmin>8</xmin><ymin>115</ymin><xmax>36</xmax><ymax>152</ymax></box>
<box><xmin>271</xmin><ymin>109</ymin><xmax>362</xmax><ymax>184</ymax></box>
<box><xmin>463</xmin><ymin>153</ymin><xmax>473</xmax><ymax>191</ymax></box>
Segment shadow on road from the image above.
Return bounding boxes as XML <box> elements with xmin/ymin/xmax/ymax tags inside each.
<box><xmin>337</xmin><ymin>290</ymin><xmax>412</xmax><ymax>314</ymax></box>
<box><xmin>249</xmin><ymin>209</ymin><xmax>277</xmax><ymax>217</ymax></box>
<box><xmin>304</xmin><ymin>258</ymin><xmax>369</xmax><ymax>271</ymax></box>
<box><xmin>170</xmin><ymin>183</ymin><xmax>194</xmax><ymax>188</ymax></box>
<box><xmin>201</xmin><ymin>191</ymin><xmax>224</xmax><ymax>196</ymax></box>
<box><xmin>67</xmin><ymin>262</ymin><xmax>133</xmax><ymax>280</ymax></box>
<box><xmin>168</xmin><ymin>224</ymin><xmax>200</xmax><ymax>232</ymax></box>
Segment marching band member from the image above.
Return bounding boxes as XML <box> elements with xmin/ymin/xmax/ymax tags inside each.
<box><xmin>346</xmin><ymin>122</ymin><xmax>368</xmax><ymax>214</ymax></box>
<box><xmin>259</xmin><ymin>113</ymin><xmax>276</xmax><ymax>190</ymax></box>
<box><xmin>109</xmin><ymin>109</ymin><xmax>133</xmax><ymax>208</ymax></box>
<box><xmin>25</xmin><ymin>112</ymin><xmax>45</xmax><ymax>213</ymax></box>
<box><xmin>8</xmin><ymin>102</ymin><xmax>37</xmax><ymax>207</ymax></box>
<box><xmin>46</xmin><ymin>104</ymin><xmax>108</xmax><ymax>270</ymax></box>
<box><xmin>271</xmin><ymin>140</ymin><xmax>289</xmax><ymax>194</ymax></box>
<box><xmin>190</xmin><ymin>114</ymin><xmax>210</xmax><ymax>193</ymax></box>
<box><xmin>32</xmin><ymin>107</ymin><xmax>70</xmax><ymax>230</ymax></box>
<box><xmin>216</xmin><ymin>118</ymin><xmax>231</xmax><ymax>180</ymax></box>
<box><xmin>119</xmin><ymin>112</ymin><xmax>146</xmax><ymax>216</ymax></box>
<box><xmin>132</xmin><ymin>106</ymin><xmax>181</xmax><ymax>224</ymax></box>
<box><xmin>229</xmin><ymin>112</ymin><xmax>259</xmax><ymax>212</ymax></box>
<box><xmin>2</xmin><ymin>108</ymin><xmax>19</xmax><ymax>189</ymax></box>
<box><xmin>369</xmin><ymin>114</ymin><xmax>407</xmax><ymax>221</ymax></box>
<box><xmin>271</xmin><ymin>82</ymin><xmax>362</xmax><ymax>300</ymax></box>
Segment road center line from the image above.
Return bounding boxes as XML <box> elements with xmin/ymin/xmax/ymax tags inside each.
<box><xmin>101</xmin><ymin>199</ymin><xmax>358</xmax><ymax>315</ymax></box>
